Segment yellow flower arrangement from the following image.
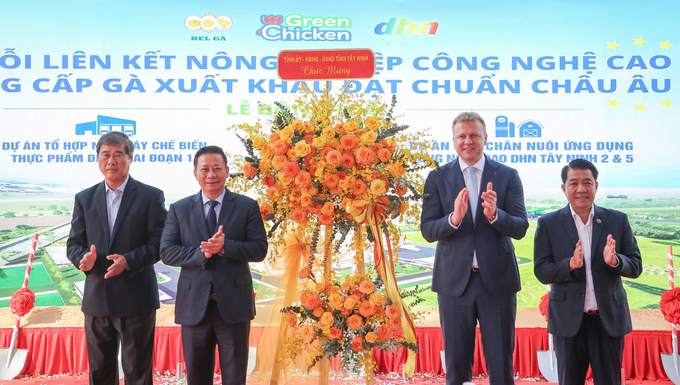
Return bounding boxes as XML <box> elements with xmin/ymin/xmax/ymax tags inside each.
<box><xmin>227</xmin><ymin>86</ymin><xmax>438</xmax><ymax>260</ymax></box>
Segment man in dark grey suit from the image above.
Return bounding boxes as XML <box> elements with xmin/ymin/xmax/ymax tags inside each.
<box><xmin>534</xmin><ymin>159</ymin><xmax>642</xmax><ymax>385</ymax></box>
<box><xmin>421</xmin><ymin>112</ymin><xmax>529</xmax><ymax>385</ymax></box>
<box><xmin>160</xmin><ymin>145</ymin><xmax>268</xmax><ymax>385</ymax></box>
<box><xmin>67</xmin><ymin>131</ymin><xmax>167</xmax><ymax>385</ymax></box>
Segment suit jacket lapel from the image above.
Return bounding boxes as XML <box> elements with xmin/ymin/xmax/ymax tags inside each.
<box><xmin>192</xmin><ymin>191</ymin><xmax>212</xmax><ymax>240</ymax></box>
<box><xmin>559</xmin><ymin>205</ymin><xmax>580</xmax><ymax>249</ymax></box>
<box><xmin>110</xmin><ymin>177</ymin><xmax>136</xmax><ymax>246</ymax></box>
<box><xmin>591</xmin><ymin>205</ymin><xmax>605</xmax><ymax>260</ymax></box>
<box><xmin>219</xmin><ymin>189</ymin><xmax>236</xmax><ymax>229</ymax></box>
<box><xmin>477</xmin><ymin>156</ymin><xmax>498</xmax><ymax>226</ymax></box>
<box><xmin>94</xmin><ymin>182</ymin><xmax>110</xmax><ymax>247</ymax></box>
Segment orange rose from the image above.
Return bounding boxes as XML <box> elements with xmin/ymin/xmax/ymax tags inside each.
<box><xmin>358</xmin><ymin>300</ymin><xmax>375</xmax><ymax>317</ymax></box>
<box><xmin>395</xmin><ymin>183</ymin><xmax>408</xmax><ymax>196</ymax></box>
<box><xmin>312</xmin><ymin>137</ymin><xmax>326</xmax><ymax>149</ymax></box>
<box><xmin>365</xmin><ymin>332</ymin><xmax>378</xmax><ymax>344</ymax></box>
<box><xmin>271</xmin><ymin>139</ymin><xmax>289</xmax><ymax>155</ymax></box>
<box><xmin>294</xmin><ymin>141</ymin><xmax>311</xmax><ymax>157</ymax></box>
<box><xmin>300</xmin><ymin>324</ymin><xmax>314</xmax><ymax>340</ymax></box>
<box><xmin>386</xmin><ymin>304</ymin><xmax>400</xmax><ymax>320</ymax></box>
<box><xmin>298</xmin><ymin>266</ymin><xmax>312</xmax><ymax>279</ymax></box>
<box><xmin>280</xmin><ymin>126</ymin><xmax>294</xmax><ymax>142</ymax></box>
<box><xmin>307</xmin><ymin>202</ymin><xmax>322</xmax><ymax>214</ymax></box>
<box><xmin>259</xmin><ymin>158</ymin><xmax>271</xmax><ymax>174</ymax></box>
<box><xmin>370</xmin><ymin>180</ymin><xmax>387</xmax><ymax>196</ymax></box>
<box><xmin>318</xmin><ymin>214</ymin><xmax>334</xmax><ymax>226</ymax></box>
<box><xmin>322</xmin><ymin>127</ymin><xmax>336</xmax><ymax>138</ymax></box>
<box><xmin>355</xmin><ymin>146</ymin><xmax>376</xmax><ymax>165</ymax></box>
<box><xmin>342</xmin><ymin>153</ymin><xmax>356</xmax><ymax>169</ymax></box>
<box><xmin>272</xmin><ymin>155</ymin><xmax>287</xmax><ymax>171</ymax></box>
<box><xmin>352</xmin><ymin>179</ymin><xmax>367</xmax><ymax>196</ymax></box>
<box><xmin>343</xmin><ymin>295</ymin><xmax>359</xmax><ymax>310</ymax></box>
<box><xmin>341</xmin><ymin>280</ymin><xmax>356</xmax><ymax>292</ymax></box>
<box><xmin>286</xmin><ymin>148</ymin><xmax>299</xmax><ymax>161</ymax></box>
<box><xmin>376</xmin><ymin>324</ymin><xmax>394</xmax><ymax>342</ymax></box>
<box><xmin>361</xmin><ymin>131</ymin><xmax>378</xmax><ymax>145</ymax></box>
<box><xmin>359</xmin><ymin>280</ymin><xmax>376</xmax><ymax>294</ymax></box>
<box><xmin>334</xmin><ymin>123</ymin><xmax>346</xmax><ymax>135</ymax></box>
<box><xmin>378</xmin><ymin>148</ymin><xmax>391</xmax><ymax>163</ymax></box>
<box><xmin>315</xmin><ymin>282</ymin><xmax>327</xmax><ymax>292</ymax></box>
<box><xmin>266</xmin><ymin>186</ymin><xmax>282</xmax><ymax>201</ymax></box>
<box><xmin>399</xmin><ymin>200</ymin><xmax>408</xmax><ymax>214</ymax></box>
<box><xmin>313</xmin><ymin>308</ymin><xmax>324</xmax><ymax>318</ymax></box>
<box><xmin>326</xmin><ymin>150</ymin><xmax>343</xmax><ymax>168</ymax></box>
<box><xmin>283</xmin><ymin>161</ymin><xmax>300</xmax><ymax>178</ymax></box>
<box><xmin>300</xmin><ymin>194</ymin><xmax>313</xmax><ymax>207</ymax></box>
<box><xmin>328</xmin><ymin>327</ymin><xmax>343</xmax><ymax>340</ymax></box>
<box><xmin>295</xmin><ymin>171</ymin><xmax>312</xmax><ymax>188</ymax></box>
<box><xmin>292</xmin><ymin>119</ymin><xmax>305</xmax><ymax>133</ymax></box>
<box><xmin>304</xmin><ymin>295</ymin><xmax>321</xmax><ymax>310</ymax></box>
<box><xmin>291</xmin><ymin>208</ymin><xmax>307</xmax><ymax>224</ymax></box>
<box><xmin>319</xmin><ymin>312</ymin><xmax>334</xmax><ymax>328</ymax></box>
<box><xmin>253</xmin><ymin>135</ymin><xmax>266</xmax><ymax>150</ymax></box>
<box><xmin>369</xmin><ymin>293</ymin><xmax>387</xmax><ymax>306</ymax></box>
<box><xmin>269</xmin><ymin>132</ymin><xmax>281</xmax><ymax>143</ymax></box>
<box><xmin>260</xmin><ymin>204</ymin><xmax>274</xmax><ymax>221</ymax></box>
<box><xmin>340</xmin><ymin>135</ymin><xmax>359</xmax><ymax>150</ymax></box>
<box><xmin>261</xmin><ymin>143</ymin><xmax>273</xmax><ymax>159</ymax></box>
<box><xmin>243</xmin><ymin>163</ymin><xmax>258</xmax><ymax>178</ymax></box>
<box><xmin>386</xmin><ymin>137</ymin><xmax>396</xmax><ymax>147</ymax></box>
<box><xmin>351</xmin><ymin>336</ymin><xmax>364</xmax><ymax>352</ymax></box>
<box><xmin>321</xmin><ymin>202</ymin><xmax>335</xmax><ymax>216</ymax></box>
<box><xmin>329</xmin><ymin>293</ymin><xmax>344</xmax><ymax>309</ymax></box>
<box><xmin>364</xmin><ymin>117</ymin><xmax>380</xmax><ymax>131</ymax></box>
<box><xmin>344</xmin><ymin>120</ymin><xmax>359</xmax><ymax>133</ymax></box>
<box><xmin>324</xmin><ymin>173</ymin><xmax>340</xmax><ymax>188</ymax></box>
<box><xmin>277</xmin><ymin>172</ymin><xmax>294</xmax><ymax>186</ymax></box>
<box><xmin>346</xmin><ymin>314</ymin><xmax>364</xmax><ymax>331</ymax></box>
<box><xmin>389</xmin><ymin>162</ymin><xmax>406</xmax><ymax>178</ymax></box>
<box><xmin>389</xmin><ymin>318</ymin><xmax>402</xmax><ymax>331</ymax></box>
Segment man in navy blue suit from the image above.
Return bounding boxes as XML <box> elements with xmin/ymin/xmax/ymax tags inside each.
<box><xmin>160</xmin><ymin>145</ymin><xmax>268</xmax><ymax>385</ymax></box>
<box><xmin>421</xmin><ymin>112</ymin><xmax>529</xmax><ymax>385</ymax></box>
<box><xmin>67</xmin><ymin>131</ymin><xmax>167</xmax><ymax>385</ymax></box>
<box><xmin>534</xmin><ymin>159</ymin><xmax>642</xmax><ymax>385</ymax></box>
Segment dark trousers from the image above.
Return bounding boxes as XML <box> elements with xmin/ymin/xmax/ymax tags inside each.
<box><xmin>438</xmin><ymin>271</ymin><xmax>517</xmax><ymax>385</ymax></box>
<box><xmin>181</xmin><ymin>300</ymin><xmax>251</xmax><ymax>385</ymax></box>
<box><xmin>84</xmin><ymin>310</ymin><xmax>156</xmax><ymax>385</ymax></box>
<box><xmin>554</xmin><ymin>313</ymin><xmax>625</xmax><ymax>385</ymax></box>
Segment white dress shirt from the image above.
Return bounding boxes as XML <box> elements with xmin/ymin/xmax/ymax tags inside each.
<box><xmin>105</xmin><ymin>175</ymin><xmax>129</xmax><ymax>236</ymax></box>
<box><xmin>449</xmin><ymin>157</ymin><xmax>487</xmax><ymax>268</ymax></box>
<box><xmin>569</xmin><ymin>204</ymin><xmax>597</xmax><ymax>312</ymax></box>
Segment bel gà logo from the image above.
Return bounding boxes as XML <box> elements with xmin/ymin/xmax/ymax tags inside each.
<box><xmin>185</xmin><ymin>14</ymin><xmax>232</xmax><ymax>32</ymax></box>
<box><xmin>257</xmin><ymin>14</ymin><xmax>352</xmax><ymax>41</ymax></box>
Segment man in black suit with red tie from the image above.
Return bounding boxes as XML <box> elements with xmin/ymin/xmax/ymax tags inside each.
<box><xmin>421</xmin><ymin>112</ymin><xmax>529</xmax><ymax>385</ymax></box>
<box><xmin>534</xmin><ymin>159</ymin><xmax>642</xmax><ymax>385</ymax></box>
<box><xmin>67</xmin><ymin>131</ymin><xmax>167</xmax><ymax>385</ymax></box>
<box><xmin>160</xmin><ymin>145</ymin><xmax>268</xmax><ymax>385</ymax></box>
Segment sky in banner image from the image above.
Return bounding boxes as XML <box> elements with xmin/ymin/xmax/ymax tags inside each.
<box><xmin>0</xmin><ymin>0</ymin><xmax>678</xmax><ymax>309</ymax></box>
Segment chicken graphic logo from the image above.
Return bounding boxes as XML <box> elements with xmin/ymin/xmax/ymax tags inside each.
<box><xmin>185</xmin><ymin>14</ymin><xmax>232</xmax><ymax>32</ymax></box>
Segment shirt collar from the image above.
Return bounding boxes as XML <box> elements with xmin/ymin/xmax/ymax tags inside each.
<box><xmin>459</xmin><ymin>155</ymin><xmax>486</xmax><ymax>174</ymax></box>
<box><xmin>201</xmin><ymin>189</ymin><xmax>226</xmax><ymax>206</ymax></box>
<box><xmin>105</xmin><ymin>175</ymin><xmax>130</xmax><ymax>194</ymax></box>
<box><xmin>569</xmin><ymin>203</ymin><xmax>595</xmax><ymax>226</ymax></box>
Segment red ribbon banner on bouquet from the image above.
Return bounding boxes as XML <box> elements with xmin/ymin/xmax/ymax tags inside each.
<box><xmin>277</xmin><ymin>49</ymin><xmax>375</xmax><ymax>81</ymax></box>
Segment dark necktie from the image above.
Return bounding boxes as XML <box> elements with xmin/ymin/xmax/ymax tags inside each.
<box><xmin>207</xmin><ymin>200</ymin><xmax>218</xmax><ymax>234</ymax></box>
